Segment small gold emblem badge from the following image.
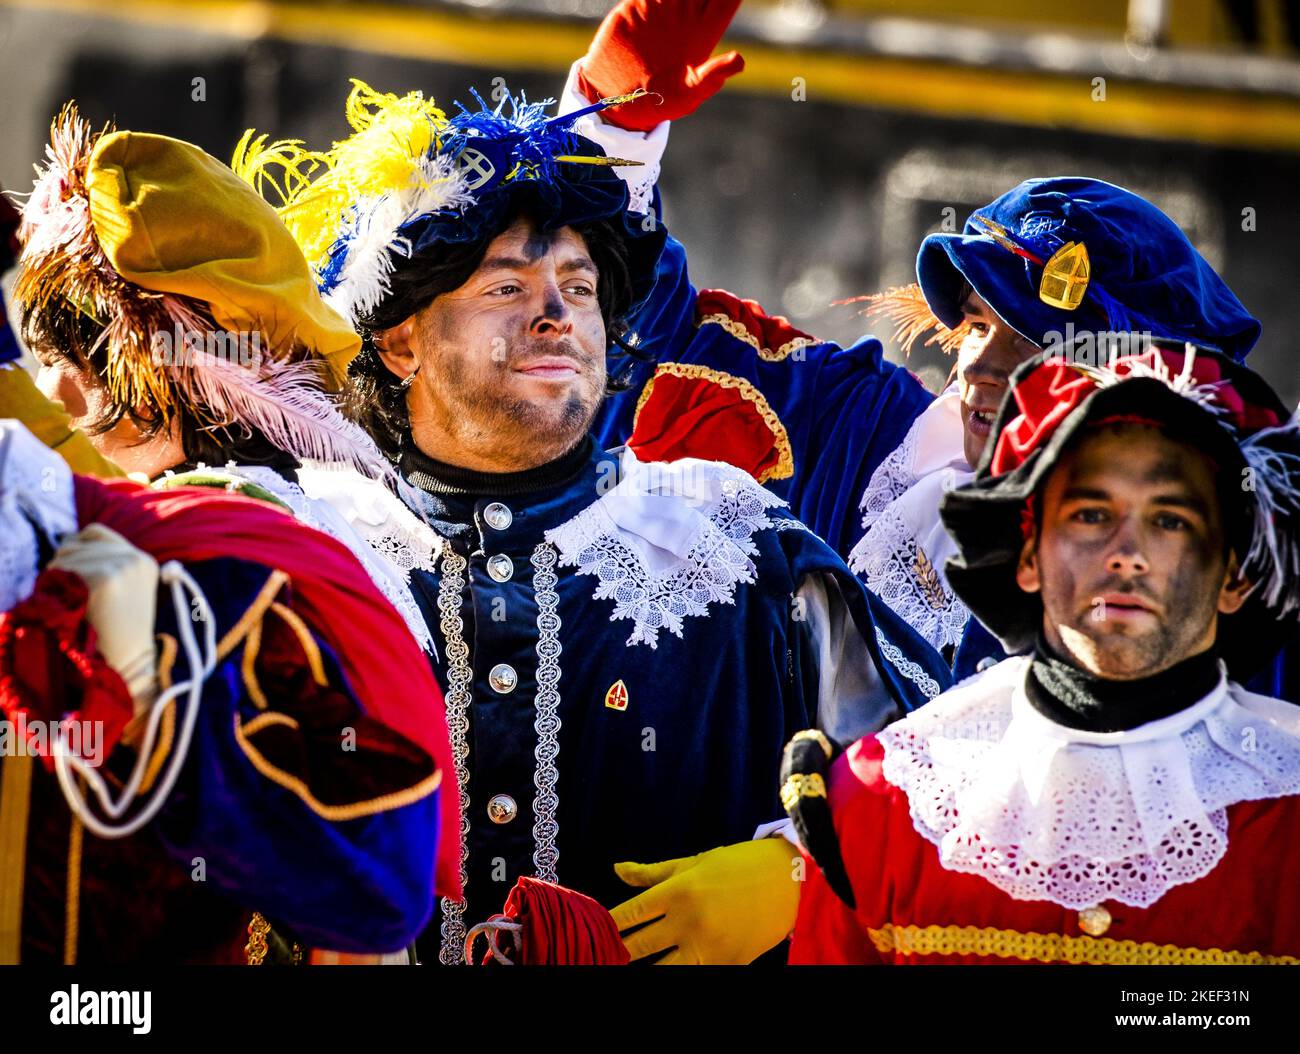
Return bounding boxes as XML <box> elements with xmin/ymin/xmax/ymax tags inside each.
<box><xmin>605</xmin><ymin>680</ymin><xmax>629</xmax><ymax>711</ymax></box>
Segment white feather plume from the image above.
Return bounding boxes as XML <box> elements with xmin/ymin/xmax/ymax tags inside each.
<box><xmin>1240</xmin><ymin>420</ymin><xmax>1300</xmax><ymax>615</ymax></box>
<box><xmin>324</xmin><ymin>152</ymin><xmax>475</xmax><ymax>327</ymax></box>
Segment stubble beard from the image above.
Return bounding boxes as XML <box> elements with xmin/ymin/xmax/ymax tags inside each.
<box><xmin>440</xmin><ymin>345</ymin><xmax>602</xmax><ymax>465</ymax></box>
<box><xmin>1047</xmin><ymin>577</ymin><xmax>1220</xmax><ymax>681</ymax></box>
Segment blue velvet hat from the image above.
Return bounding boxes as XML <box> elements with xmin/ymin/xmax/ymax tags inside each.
<box><xmin>915</xmin><ymin>177</ymin><xmax>1261</xmax><ymax>361</ymax></box>
<box><xmin>234</xmin><ymin>81</ymin><xmax>667</xmax><ymax>335</ymax></box>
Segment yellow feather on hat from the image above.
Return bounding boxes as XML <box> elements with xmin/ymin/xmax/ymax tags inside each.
<box><xmin>233</xmin><ymin>80</ymin><xmax>452</xmax><ymax>280</ymax></box>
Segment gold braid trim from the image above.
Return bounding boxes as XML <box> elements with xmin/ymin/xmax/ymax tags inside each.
<box><xmin>790</xmin><ymin>728</ymin><xmax>833</xmax><ymax>759</ymax></box>
<box><xmin>136</xmin><ymin>633</ymin><xmax>177</xmax><ymax>794</ymax></box>
<box><xmin>0</xmin><ymin>754</ymin><xmax>35</xmax><ymax>964</ymax></box>
<box><xmin>868</xmin><ymin>924</ymin><xmax>1300</xmax><ymax>966</ymax></box>
<box><xmin>63</xmin><ymin>815</ymin><xmax>83</xmax><ymax>965</ymax></box>
<box><xmin>698</xmin><ymin>313</ymin><xmax>819</xmax><ymax>363</ymax></box>
<box><xmin>241</xmin><ymin>614</ymin><xmax>268</xmax><ymax>710</ymax></box>
<box><xmin>216</xmin><ymin>571</ymin><xmax>290</xmax><ymax>661</ymax></box>
<box><xmin>232</xmin><ymin>714</ymin><xmax>442</xmax><ymax>822</ymax></box>
<box><xmin>780</xmin><ymin>772</ymin><xmax>827</xmax><ymax>813</ymax></box>
<box><xmin>632</xmin><ymin>362</ymin><xmax>795</xmax><ymax>483</ymax></box>
<box><xmin>268</xmin><ymin>602</ymin><xmax>329</xmax><ymax>687</ymax></box>
<box><xmin>245</xmin><ymin>912</ymin><xmax>271</xmax><ymax>965</ymax></box>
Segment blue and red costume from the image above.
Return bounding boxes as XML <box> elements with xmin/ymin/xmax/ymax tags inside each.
<box><xmin>0</xmin><ymin>446</ymin><xmax>458</xmax><ymax>963</ymax></box>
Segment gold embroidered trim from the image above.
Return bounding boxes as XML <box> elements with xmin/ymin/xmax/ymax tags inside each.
<box><xmin>867</xmin><ymin>924</ymin><xmax>1300</xmax><ymax>965</ymax></box>
<box><xmin>216</xmin><ymin>570</ymin><xmax>289</xmax><ymax>661</ymax></box>
<box><xmin>64</xmin><ymin>815</ymin><xmax>83</xmax><ymax>965</ymax></box>
<box><xmin>157</xmin><ymin>631</ymin><xmax>177</xmax><ymax>691</ymax></box>
<box><xmin>246</xmin><ymin>912</ymin><xmax>271</xmax><ymax>965</ymax></box>
<box><xmin>699</xmin><ymin>313</ymin><xmax>819</xmax><ymax>363</ymax></box>
<box><xmin>632</xmin><ymin>361</ymin><xmax>795</xmax><ymax>483</ymax></box>
<box><xmin>242</xmin><ymin>711</ymin><xmax>301</xmax><ymax>735</ymax></box>
<box><xmin>268</xmin><ymin>601</ymin><xmax>328</xmax><ymax>688</ymax></box>
<box><xmin>791</xmin><ymin>728</ymin><xmax>833</xmax><ymax>759</ymax></box>
<box><xmin>241</xmin><ymin>615</ymin><xmax>268</xmax><ymax>710</ymax></box>
<box><xmin>232</xmin><ymin>713</ymin><xmax>442</xmax><ymax>821</ymax></box>
<box><xmin>0</xmin><ymin>753</ymin><xmax>35</xmax><ymax>964</ymax></box>
<box><xmin>913</xmin><ymin>548</ymin><xmax>948</xmax><ymax>611</ymax></box>
<box><xmin>780</xmin><ymin>772</ymin><xmax>827</xmax><ymax>813</ymax></box>
<box><xmin>136</xmin><ymin>633</ymin><xmax>178</xmax><ymax>795</ymax></box>
<box><xmin>138</xmin><ymin>702</ymin><xmax>175</xmax><ymax>796</ymax></box>
<box><xmin>118</xmin><ymin>632</ymin><xmax>177</xmax><ymax>750</ymax></box>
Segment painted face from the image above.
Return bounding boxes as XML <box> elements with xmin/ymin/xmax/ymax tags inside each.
<box><xmin>1016</xmin><ymin>422</ymin><xmax>1249</xmax><ymax>680</ymax></box>
<box><xmin>402</xmin><ymin>218</ymin><xmax>607</xmax><ymax>471</ymax></box>
<box><xmin>955</xmin><ymin>289</ymin><xmax>1040</xmax><ymax>468</ymax></box>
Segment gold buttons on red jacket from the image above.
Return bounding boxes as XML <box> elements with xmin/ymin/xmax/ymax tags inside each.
<box><xmin>1077</xmin><ymin>905</ymin><xmax>1112</xmax><ymax>937</ymax></box>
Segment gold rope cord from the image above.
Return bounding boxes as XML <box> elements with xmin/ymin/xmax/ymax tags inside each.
<box><xmin>0</xmin><ymin>754</ymin><xmax>35</xmax><ymax>964</ymax></box>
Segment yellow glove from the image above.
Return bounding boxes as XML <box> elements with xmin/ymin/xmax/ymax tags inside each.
<box><xmin>610</xmin><ymin>837</ymin><xmax>803</xmax><ymax>965</ymax></box>
<box><xmin>49</xmin><ymin>523</ymin><xmax>160</xmax><ymax>710</ymax></box>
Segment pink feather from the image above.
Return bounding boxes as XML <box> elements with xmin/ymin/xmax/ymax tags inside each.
<box><xmin>176</xmin><ymin>349</ymin><xmax>392</xmax><ymax>479</ymax></box>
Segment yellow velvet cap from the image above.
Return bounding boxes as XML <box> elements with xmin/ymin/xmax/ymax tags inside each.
<box><xmin>85</xmin><ymin>130</ymin><xmax>359</xmax><ymax>388</ymax></box>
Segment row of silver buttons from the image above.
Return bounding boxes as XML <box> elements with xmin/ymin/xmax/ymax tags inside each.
<box><xmin>484</xmin><ymin>503</ymin><xmax>518</xmax><ymax>824</ymax></box>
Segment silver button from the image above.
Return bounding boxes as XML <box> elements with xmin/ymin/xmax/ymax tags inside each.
<box><xmin>487</xmin><ymin>794</ymin><xmax>517</xmax><ymax>824</ymax></box>
<box><xmin>488</xmin><ymin>663</ymin><xmax>517</xmax><ymax>694</ymax></box>
<box><xmin>486</xmin><ymin>553</ymin><xmax>514</xmax><ymax>582</ymax></box>
<box><xmin>976</xmin><ymin>657</ymin><xmax>999</xmax><ymax>673</ymax></box>
<box><xmin>483</xmin><ymin>502</ymin><xmax>513</xmax><ymax>531</ymax></box>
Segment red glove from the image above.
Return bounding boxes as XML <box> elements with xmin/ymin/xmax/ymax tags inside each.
<box><xmin>576</xmin><ymin>0</ymin><xmax>745</xmax><ymax>132</ymax></box>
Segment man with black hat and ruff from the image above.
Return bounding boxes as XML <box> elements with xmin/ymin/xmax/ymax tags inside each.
<box><xmin>783</xmin><ymin>336</ymin><xmax>1300</xmax><ymax>963</ymax></box>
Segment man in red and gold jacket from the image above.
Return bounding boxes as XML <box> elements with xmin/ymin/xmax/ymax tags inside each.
<box><xmin>786</xmin><ymin>337</ymin><xmax>1300</xmax><ymax>965</ymax></box>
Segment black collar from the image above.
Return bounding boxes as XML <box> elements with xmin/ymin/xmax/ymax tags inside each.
<box><xmin>1025</xmin><ymin>635</ymin><xmax>1223</xmax><ymax>732</ymax></box>
<box><xmin>400</xmin><ymin>435</ymin><xmax>594</xmax><ymax>498</ymax></box>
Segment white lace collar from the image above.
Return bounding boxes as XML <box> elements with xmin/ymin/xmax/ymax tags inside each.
<box><xmin>232</xmin><ymin>462</ymin><xmax>440</xmax><ymax>654</ymax></box>
<box><xmin>879</xmin><ymin>656</ymin><xmax>1300</xmax><ymax>910</ymax></box>
<box><xmin>545</xmin><ymin>447</ymin><xmax>789</xmax><ymax>647</ymax></box>
<box><xmin>0</xmin><ymin>420</ymin><xmax>78</xmax><ymax>612</ymax></box>
<box><xmin>848</xmin><ymin>386</ymin><xmax>974</xmax><ymax>651</ymax></box>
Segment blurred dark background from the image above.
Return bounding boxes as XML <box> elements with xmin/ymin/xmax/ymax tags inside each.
<box><xmin>1</xmin><ymin>0</ymin><xmax>1297</xmax><ymax>404</ymax></box>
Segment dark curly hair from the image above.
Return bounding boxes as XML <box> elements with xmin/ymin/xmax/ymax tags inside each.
<box><xmin>340</xmin><ymin>203</ymin><xmax>638</xmax><ymax>457</ymax></box>
<box><xmin>21</xmin><ymin>298</ymin><xmax>298</xmax><ymax>470</ymax></box>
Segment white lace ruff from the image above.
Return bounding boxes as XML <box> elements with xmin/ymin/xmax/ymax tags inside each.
<box><xmin>236</xmin><ymin>464</ymin><xmax>436</xmax><ymax>653</ymax></box>
<box><xmin>0</xmin><ymin>421</ymin><xmax>78</xmax><ymax>611</ymax></box>
<box><xmin>848</xmin><ymin>390</ymin><xmax>972</xmax><ymax>651</ymax></box>
<box><xmin>878</xmin><ymin>657</ymin><xmax>1300</xmax><ymax>910</ymax></box>
<box><xmin>293</xmin><ymin>462</ymin><xmax>443</xmax><ymax>576</ymax></box>
<box><xmin>546</xmin><ymin>451</ymin><xmax>789</xmax><ymax>648</ymax></box>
